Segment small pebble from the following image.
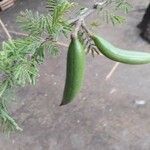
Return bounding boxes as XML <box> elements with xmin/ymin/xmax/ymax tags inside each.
<box><xmin>110</xmin><ymin>88</ymin><xmax>117</xmax><ymax>94</ymax></box>
<box><xmin>109</xmin><ymin>108</ymin><xmax>112</xmax><ymax>112</ymax></box>
<box><xmin>21</xmin><ymin>102</ymin><xmax>25</xmax><ymax>105</ymax></box>
<box><xmin>12</xmin><ymin>140</ymin><xmax>15</xmax><ymax>144</ymax></box>
<box><xmin>95</xmin><ymin>73</ymin><xmax>98</xmax><ymax>77</ymax></box>
<box><xmin>53</xmin><ymin>82</ymin><xmax>57</xmax><ymax>85</ymax></box>
<box><xmin>51</xmin><ymin>74</ymin><xmax>54</xmax><ymax>77</ymax></box>
<box><xmin>102</xmin><ymin>106</ymin><xmax>105</xmax><ymax>109</ymax></box>
<box><xmin>82</xmin><ymin>97</ymin><xmax>86</xmax><ymax>100</ymax></box>
<box><xmin>135</xmin><ymin>100</ymin><xmax>146</xmax><ymax>106</ymax></box>
<box><xmin>103</xmin><ymin>123</ymin><xmax>107</xmax><ymax>127</ymax></box>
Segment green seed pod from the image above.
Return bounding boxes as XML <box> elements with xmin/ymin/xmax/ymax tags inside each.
<box><xmin>92</xmin><ymin>35</ymin><xmax>150</xmax><ymax>64</ymax></box>
<box><xmin>60</xmin><ymin>36</ymin><xmax>86</xmax><ymax>106</ymax></box>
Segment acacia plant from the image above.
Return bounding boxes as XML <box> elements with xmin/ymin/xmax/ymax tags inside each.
<box><xmin>0</xmin><ymin>0</ymin><xmax>132</xmax><ymax>132</ymax></box>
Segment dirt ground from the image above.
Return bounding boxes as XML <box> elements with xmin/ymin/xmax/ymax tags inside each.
<box><xmin>0</xmin><ymin>0</ymin><xmax>150</xmax><ymax>150</ymax></box>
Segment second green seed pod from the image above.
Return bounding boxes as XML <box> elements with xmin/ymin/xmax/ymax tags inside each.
<box><xmin>91</xmin><ymin>35</ymin><xmax>150</xmax><ymax>65</ymax></box>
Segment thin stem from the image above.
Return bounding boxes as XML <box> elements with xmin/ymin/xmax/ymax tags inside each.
<box><xmin>72</xmin><ymin>19</ymin><xmax>82</xmax><ymax>38</ymax></box>
<box><xmin>0</xmin><ymin>18</ymin><xmax>12</xmax><ymax>40</ymax></box>
<box><xmin>81</xmin><ymin>22</ymin><xmax>92</xmax><ymax>36</ymax></box>
<box><xmin>56</xmin><ymin>42</ymin><xmax>68</xmax><ymax>48</ymax></box>
<box><xmin>8</xmin><ymin>30</ymin><xmax>69</xmax><ymax>48</ymax></box>
<box><xmin>69</xmin><ymin>9</ymin><xmax>94</xmax><ymax>25</ymax></box>
<box><xmin>93</xmin><ymin>0</ymin><xmax>108</xmax><ymax>9</ymax></box>
<box><xmin>69</xmin><ymin>1</ymin><xmax>107</xmax><ymax>24</ymax></box>
<box><xmin>70</xmin><ymin>1</ymin><xmax>107</xmax><ymax>39</ymax></box>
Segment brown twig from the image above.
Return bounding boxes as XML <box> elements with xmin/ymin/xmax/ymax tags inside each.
<box><xmin>8</xmin><ymin>30</ymin><xmax>69</xmax><ymax>48</ymax></box>
<box><xmin>105</xmin><ymin>62</ymin><xmax>120</xmax><ymax>81</ymax></box>
<box><xmin>0</xmin><ymin>18</ymin><xmax>12</xmax><ymax>40</ymax></box>
<box><xmin>8</xmin><ymin>30</ymin><xmax>28</xmax><ymax>36</ymax></box>
<box><xmin>56</xmin><ymin>41</ymin><xmax>68</xmax><ymax>48</ymax></box>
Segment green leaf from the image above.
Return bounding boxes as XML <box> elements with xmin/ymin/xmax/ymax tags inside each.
<box><xmin>32</xmin><ymin>45</ymin><xmax>45</xmax><ymax>63</ymax></box>
<box><xmin>17</xmin><ymin>10</ymin><xmax>49</xmax><ymax>35</ymax></box>
<box><xmin>0</xmin><ymin>109</ymin><xmax>22</xmax><ymax>133</ymax></box>
<box><xmin>90</xmin><ymin>21</ymin><xmax>101</xmax><ymax>27</ymax></box>
<box><xmin>13</xmin><ymin>61</ymin><xmax>38</xmax><ymax>86</ymax></box>
<box><xmin>45</xmin><ymin>42</ymin><xmax>59</xmax><ymax>56</ymax></box>
<box><xmin>47</xmin><ymin>0</ymin><xmax>66</xmax><ymax>13</ymax></box>
<box><xmin>110</xmin><ymin>14</ymin><xmax>125</xmax><ymax>25</ymax></box>
<box><xmin>0</xmin><ymin>80</ymin><xmax>10</xmax><ymax>98</ymax></box>
<box><xmin>115</xmin><ymin>0</ymin><xmax>132</xmax><ymax>13</ymax></box>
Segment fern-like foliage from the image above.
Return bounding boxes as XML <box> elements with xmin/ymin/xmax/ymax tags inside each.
<box><xmin>0</xmin><ymin>108</ymin><xmax>22</xmax><ymax>133</ymax></box>
<box><xmin>94</xmin><ymin>0</ymin><xmax>132</xmax><ymax>25</ymax></box>
<box><xmin>44</xmin><ymin>41</ymin><xmax>59</xmax><ymax>56</ymax></box>
<box><xmin>0</xmin><ymin>80</ymin><xmax>22</xmax><ymax>132</ymax></box>
<box><xmin>0</xmin><ymin>0</ymin><xmax>75</xmax><ymax>133</ymax></box>
<box><xmin>17</xmin><ymin>10</ymin><xmax>52</xmax><ymax>35</ymax></box>
<box><xmin>115</xmin><ymin>0</ymin><xmax>132</xmax><ymax>13</ymax></box>
<box><xmin>47</xmin><ymin>0</ymin><xmax>65</xmax><ymax>13</ymax></box>
<box><xmin>17</xmin><ymin>1</ymin><xmax>74</xmax><ymax>37</ymax></box>
<box><xmin>47</xmin><ymin>0</ymin><xmax>74</xmax><ymax>37</ymax></box>
<box><xmin>104</xmin><ymin>11</ymin><xmax>125</xmax><ymax>25</ymax></box>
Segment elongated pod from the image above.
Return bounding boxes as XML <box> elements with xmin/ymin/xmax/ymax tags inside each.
<box><xmin>91</xmin><ymin>35</ymin><xmax>150</xmax><ymax>64</ymax></box>
<box><xmin>60</xmin><ymin>36</ymin><xmax>85</xmax><ymax>106</ymax></box>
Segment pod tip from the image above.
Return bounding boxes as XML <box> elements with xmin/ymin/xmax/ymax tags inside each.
<box><xmin>59</xmin><ymin>100</ymin><xmax>69</xmax><ymax>106</ymax></box>
<box><xmin>59</xmin><ymin>103</ymin><xmax>64</xmax><ymax>106</ymax></box>
<box><xmin>59</xmin><ymin>101</ymin><xmax>66</xmax><ymax>106</ymax></box>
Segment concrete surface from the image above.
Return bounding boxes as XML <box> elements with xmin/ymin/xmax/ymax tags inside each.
<box><xmin>0</xmin><ymin>0</ymin><xmax>150</xmax><ymax>150</ymax></box>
